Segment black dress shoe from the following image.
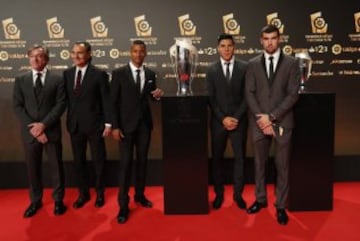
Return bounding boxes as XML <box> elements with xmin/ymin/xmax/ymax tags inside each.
<box><xmin>276</xmin><ymin>209</ymin><xmax>289</xmax><ymax>225</ymax></box>
<box><xmin>54</xmin><ymin>201</ymin><xmax>67</xmax><ymax>216</ymax></box>
<box><xmin>246</xmin><ymin>201</ymin><xmax>268</xmax><ymax>214</ymax></box>
<box><xmin>24</xmin><ymin>202</ymin><xmax>42</xmax><ymax>218</ymax></box>
<box><xmin>212</xmin><ymin>194</ymin><xmax>224</xmax><ymax>209</ymax></box>
<box><xmin>73</xmin><ymin>195</ymin><xmax>90</xmax><ymax>209</ymax></box>
<box><xmin>117</xmin><ymin>208</ymin><xmax>129</xmax><ymax>224</ymax></box>
<box><xmin>233</xmin><ymin>195</ymin><xmax>247</xmax><ymax>209</ymax></box>
<box><xmin>95</xmin><ymin>193</ymin><xmax>105</xmax><ymax>208</ymax></box>
<box><xmin>134</xmin><ymin>196</ymin><xmax>153</xmax><ymax>208</ymax></box>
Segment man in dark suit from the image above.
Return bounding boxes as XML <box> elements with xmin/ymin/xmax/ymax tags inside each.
<box><xmin>110</xmin><ymin>40</ymin><xmax>163</xmax><ymax>224</ymax></box>
<box><xmin>13</xmin><ymin>45</ymin><xmax>67</xmax><ymax>217</ymax></box>
<box><xmin>245</xmin><ymin>25</ymin><xmax>300</xmax><ymax>225</ymax></box>
<box><xmin>206</xmin><ymin>34</ymin><xmax>248</xmax><ymax>210</ymax></box>
<box><xmin>63</xmin><ymin>41</ymin><xmax>111</xmax><ymax>209</ymax></box>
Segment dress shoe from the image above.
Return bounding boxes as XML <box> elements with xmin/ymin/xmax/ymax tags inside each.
<box><xmin>233</xmin><ymin>195</ymin><xmax>246</xmax><ymax>209</ymax></box>
<box><xmin>276</xmin><ymin>208</ymin><xmax>289</xmax><ymax>225</ymax></box>
<box><xmin>54</xmin><ymin>201</ymin><xmax>67</xmax><ymax>216</ymax></box>
<box><xmin>134</xmin><ymin>196</ymin><xmax>153</xmax><ymax>208</ymax></box>
<box><xmin>117</xmin><ymin>208</ymin><xmax>129</xmax><ymax>224</ymax></box>
<box><xmin>246</xmin><ymin>201</ymin><xmax>268</xmax><ymax>214</ymax></box>
<box><xmin>95</xmin><ymin>193</ymin><xmax>105</xmax><ymax>208</ymax></box>
<box><xmin>24</xmin><ymin>202</ymin><xmax>42</xmax><ymax>218</ymax></box>
<box><xmin>73</xmin><ymin>195</ymin><xmax>90</xmax><ymax>209</ymax></box>
<box><xmin>212</xmin><ymin>194</ymin><xmax>224</xmax><ymax>209</ymax></box>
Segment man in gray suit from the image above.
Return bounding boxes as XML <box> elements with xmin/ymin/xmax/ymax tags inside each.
<box><xmin>245</xmin><ymin>25</ymin><xmax>300</xmax><ymax>225</ymax></box>
<box><xmin>206</xmin><ymin>34</ymin><xmax>248</xmax><ymax>210</ymax></box>
<box><xmin>13</xmin><ymin>45</ymin><xmax>67</xmax><ymax>217</ymax></box>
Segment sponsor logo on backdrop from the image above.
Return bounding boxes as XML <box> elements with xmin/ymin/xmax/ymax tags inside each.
<box><xmin>222</xmin><ymin>13</ymin><xmax>246</xmax><ymax>43</ymax></box>
<box><xmin>131</xmin><ymin>15</ymin><xmax>157</xmax><ymax>45</ymax></box>
<box><xmin>305</xmin><ymin>12</ymin><xmax>333</xmax><ymax>42</ymax></box>
<box><xmin>266</xmin><ymin>12</ymin><xmax>289</xmax><ymax>43</ymax></box>
<box><xmin>0</xmin><ymin>18</ymin><xmax>26</xmax><ymax>48</ymax></box>
<box><xmin>86</xmin><ymin>16</ymin><xmax>113</xmax><ymax>47</ymax></box>
<box><xmin>178</xmin><ymin>14</ymin><xmax>196</xmax><ymax>36</ymax></box>
<box><xmin>43</xmin><ymin>17</ymin><xmax>70</xmax><ymax>48</ymax></box>
<box><xmin>349</xmin><ymin>12</ymin><xmax>360</xmax><ymax>41</ymax></box>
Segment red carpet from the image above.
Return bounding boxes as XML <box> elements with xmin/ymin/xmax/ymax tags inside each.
<box><xmin>1</xmin><ymin>183</ymin><xmax>359</xmax><ymax>241</ymax></box>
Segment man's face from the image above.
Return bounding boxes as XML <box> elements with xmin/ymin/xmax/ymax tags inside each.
<box><xmin>130</xmin><ymin>44</ymin><xmax>146</xmax><ymax>67</ymax></box>
<box><xmin>217</xmin><ymin>38</ymin><xmax>235</xmax><ymax>62</ymax></box>
<box><xmin>260</xmin><ymin>31</ymin><xmax>280</xmax><ymax>55</ymax></box>
<box><xmin>71</xmin><ymin>44</ymin><xmax>91</xmax><ymax>67</ymax></box>
<box><xmin>29</xmin><ymin>48</ymin><xmax>48</xmax><ymax>71</ymax></box>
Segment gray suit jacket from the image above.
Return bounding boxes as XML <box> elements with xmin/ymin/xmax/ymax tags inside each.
<box><xmin>245</xmin><ymin>52</ymin><xmax>300</xmax><ymax>141</ymax></box>
<box><xmin>13</xmin><ymin>70</ymin><xmax>66</xmax><ymax>143</ymax></box>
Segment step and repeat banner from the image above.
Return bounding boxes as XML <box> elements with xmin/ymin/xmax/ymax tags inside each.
<box><xmin>0</xmin><ymin>0</ymin><xmax>359</xmax><ymax>161</ymax></box>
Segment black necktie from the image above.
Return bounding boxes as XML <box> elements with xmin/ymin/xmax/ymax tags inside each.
<box><xmin>135</xmin><ymin>69</ymin><xmax>141</xmax><ymax>95</ymax></box>
<box><xmin>225</xmin><ymin>62</ymin><xmax>231</xmax><ymax>84</ymax></box>
<box><xmin>269</xmin><ymin>56</ymin><xmax>274</xmax><ymax>83</ymax></box>
<box><xmin>34</xmin><ymin>72</ymin><xmax>42</xmax><ymax>102</ymax></box>
<box><xmin>74</xmin><ymin>70</ymin><xmax>82</xmax><ymax>96</ymax></box>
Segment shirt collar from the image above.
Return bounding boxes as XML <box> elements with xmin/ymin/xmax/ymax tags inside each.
<box><xmin>129</xmin><ymin>61</ymin><xmax>144</xmax><ymax>73</ymax></box>
<box><xmin>220</xmin><ymin>56</ymin><xmax>235</xmax><ymax>66</ymax></box>
<box><xmin>264</xmin><ymin>48</ymin><xmax>281</xmax><ymax>62</ymax></box>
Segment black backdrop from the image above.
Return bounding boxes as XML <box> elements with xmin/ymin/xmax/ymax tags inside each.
<box><xmin>1</xmin><ymin>0</ymin><xmax>359</xmax><ymax>164</ymax></box>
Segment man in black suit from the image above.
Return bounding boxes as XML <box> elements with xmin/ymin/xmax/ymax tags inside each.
<box><xmin>245</xmin><ymin>25</ymin><xmax>300</xmax><ymax>225</ymax></box>
<box><xmin>110</xmin><ymin>40</ymin><xmax>163</xmax><ymax>224</ymax></box>
<box><xmin>64</xmin><ymin>41</ymin><xmax>111</xmax><ymax>209</ymax></box>
<box><xmin>206</xmin><ymin>34</ymin><xmax>248</xmax><ymax>210</ymax></box>
<box><xmin>13</xmin><ymin>45</ymin><xmax>67</xmax><ymax>217</ymax></box>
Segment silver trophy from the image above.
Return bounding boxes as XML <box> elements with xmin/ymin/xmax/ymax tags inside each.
<box><xmin>295</xmin><ymin>51</ymin><xmax>312</xmax><ymax>93</ymax></box>
<box><xmin>169</xmin><ymin>38</ymin><xmax>198</xmax><ymax>96</ymax></box>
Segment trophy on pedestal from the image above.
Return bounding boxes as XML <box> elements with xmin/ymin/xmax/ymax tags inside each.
<box><xmin>295</xmin><ymin>51</ymin><xmax>312</xmax><ymax>93</ymax></box>
<box><xmin>169</xmin><ymin>38</ymin><xmax>198</xmax><ymax>96</ymax></box>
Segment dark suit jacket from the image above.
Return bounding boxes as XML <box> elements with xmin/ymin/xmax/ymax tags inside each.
<box><xmin>110</xmin><ymin>64</ymin><xmax>157</xmax><ymax>133</ymax></box>
<box><xmin>13</xmin><ymin>70</ymin><xmax>66</xmax><ymax>143</ymax></box>
<box><xmin>63</xmin><ymin>64</ymin><xmax>110</xmax><ymax>134</ymax></box>
<box><xmin>245</xmin><ymin>52</ymin><xmax>300</xmax><ymax>141</ymax></box>
<box><xmin>206</xmin><ymin>59</ymin><xmax>248</xmax><ymax>125</ymax></box>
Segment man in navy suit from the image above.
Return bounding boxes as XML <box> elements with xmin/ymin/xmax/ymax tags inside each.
<box><xmin>206</xmin><ymin>34</ymin><xmax>248</xmax><ymax>210</ymax></box>
<box><xmin>110</xmin><ymin>40</ymin><xmax>163</xmax><ymax>224</ymax></box>
<box><xmin>245</xmin><ymin>25</ymin><xmax>300</xmax><ymax>225</ymax></box>
<box><xmin>63</xmin><ymin>41</ymin><xmax>111</xmax><ymax>209</ymax></box>
<box><xmin>13</xmin><ymin>45</ymin><xmax>67</xmax><ymax>217</ymax></box>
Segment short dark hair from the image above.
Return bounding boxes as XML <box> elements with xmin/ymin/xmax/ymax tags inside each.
<box><xmin>132</xmin><ymin>39</ymin><xmax>146</xmax><ymax>48</ymax></box>
<box><xmin>261</xmin><ymin>25</ymin><xmax>280</xmax><ymax>37</ymax></box>
<box><xmin>217</xmin><ymin>33</ymin><xmax>234</xmax><ymax>45</ymax></box>
<box><xmin>27</xmin><ymin>44</ymin><xmax>49</xmax><ymax>61</ymax></box>
<box><xmin>73</xmin><ymin>41</ymin><xmax>92</xmax><ymax>52</ymax></box>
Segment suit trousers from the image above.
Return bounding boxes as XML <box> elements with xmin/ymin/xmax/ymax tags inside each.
<box><xmin>118</xmin><ymin>120</ymin><xmax>151</xmax><ymax>208</ymax></box>
<box><xmin>70</xmin><ymin>129</ymin><xmax>106</xmax><ymax>196</ymax></box>
<box><xmin>211</xmin><ymin>121</ymin><xmax>247</xmax><ymax>197</ymax></box>
<box><xmin>23</xmin><ymin>139</ymin><xmax>64</xmax><ymax>203</ymax></box>
<box><xmin>253</xmin><ymin>128</ymin><xmax>292</xmax><ymax>209</ymax></box>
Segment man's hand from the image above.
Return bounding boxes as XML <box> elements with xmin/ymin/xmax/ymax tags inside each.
<box><xmin>222</xmin><ymin>117</ymin><xmax>238</xmax><ymax>131</ymax></box>
<box><xmin>36</xmin><ymin>133</ymin><xmax>48</xmax><ymax>144</ymax></box>
<box><xmin>151</xmin><ymin>88</ymin><xmax>164</xmax><ymax>100</ymax></box>
<box><xmin>256</xmin><ymin>114</ymin><xmax>272</xmax><ymax>130</ymax></box>
<box><xmin>112</xmin><ymin>128</ymin><xmax>124</xmax><ymax>141</ymax></box>
<box><xmin>28</xmin><ymin>122</ymin><xmax>45</xmax><ymax>138</ymax></box>
<box><xmin>262</xmin><ymin>125</ymin><xmax>276</xmax><ymax>137</ymax></box>
<box><xmin>103</xmin><ymin>126</ymin><xmax>112</xmax><ymax>137</ymax></box>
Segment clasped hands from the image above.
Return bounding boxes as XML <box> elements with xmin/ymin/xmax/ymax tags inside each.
<box><xmin>256</xmin><ymin>114</ymin><xmax>276</xmax><ymax>137</ymax></box>
<box><xmin>28</xmin><ymin>122</ymin><xmax>47</xmax><ymax>144</ymax></box>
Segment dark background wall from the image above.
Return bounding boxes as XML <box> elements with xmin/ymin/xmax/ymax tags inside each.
<box><xmin>1</xmin><ymin>0</ymin><xmax>359</xmax><ymax>186</ymax></box>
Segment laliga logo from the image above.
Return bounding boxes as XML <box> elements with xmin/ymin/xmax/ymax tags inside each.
<box><xmin>355</xmin><ymin>12</ymin><xmax>360</xmax><ymax>33</ymax></box>
<box><xmin>134</xmin><ymin>15</ymin><xmax>152</xmax><ymax>37</ymax></box>
<box><xmin>222</xmin><ymin>13</ymin><xmax>240</xmax><ymax>35</ymax></box>
<box><xmin>2</xmin><ymin>18</ymin><xmax>20</xmax><ymax>39</ymax></box>
<box><xmin>90</xmin><ymin>16</ymin><xmax>108</xmax><ymax>38</ymax></box>
<box><xmin>267</xmin><ymin>12</ymin><xmax>284</xmax><ymax>34</ymax></box>
<box><xmin>46</xmin><ymin>17</ymin><xmax>64</xmax><ymax>39</ymax></box>
<box><xmin>310</xmin><ymin>12</ymin><xmax>328</xmax><ymax>34</ymax></box>
<box><xmin>178</xmin><ymin>14</ymin><xmax>196</xmax><ymax>36</ymax></box>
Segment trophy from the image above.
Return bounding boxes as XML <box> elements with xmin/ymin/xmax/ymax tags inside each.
<box><xmin>169</xmin><ymin>38</ymin><xmax>198</xmax><ymax>96</ymax></box>
<box><xmin>295</xmin><ymin>51</ymin><xmax>312</xmax><ymax>93</ymax></box>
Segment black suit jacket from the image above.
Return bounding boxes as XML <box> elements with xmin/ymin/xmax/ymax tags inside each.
<box><xmin>64</xmin><ymin>64</ymin><xmax>110</xmax><ymax>134</ymax></box>
<box><xmin>13</xmin><ymin>70</ymin><xmax>66</xmax><ymax>143</ymax></box>
<box><xmin>110</xmin><ymin>64</ymin><xmax>157</xmax><ymax>133</ymax></box>
<box><xmin>206</xmin><ymin>59</ymin><xmax>248</xmax><ymax>125</ymax></box>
